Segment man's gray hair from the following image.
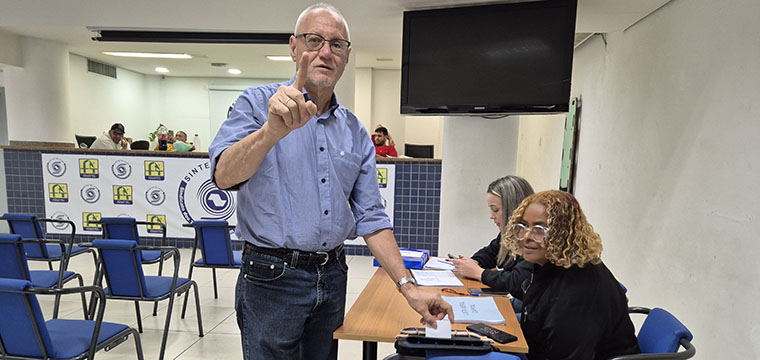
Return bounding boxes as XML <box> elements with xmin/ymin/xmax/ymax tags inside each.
<box><xmin>294</xmin><ymin>3</ymin><xmax>350</xmax><ymax>39</ymax></box>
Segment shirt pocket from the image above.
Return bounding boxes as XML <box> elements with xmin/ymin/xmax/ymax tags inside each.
<box><xmin>331</xmin><ymin>151</ymin><xmax>361</xmax><ymax>197</ymax></box>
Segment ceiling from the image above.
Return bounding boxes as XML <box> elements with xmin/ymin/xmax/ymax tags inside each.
<box><xmin>0</xmin><ymin>0</ymin><xmax>670</xmax><ymax>79</ymax></box>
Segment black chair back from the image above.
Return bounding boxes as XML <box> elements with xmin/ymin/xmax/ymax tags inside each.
<box><xmin>75</xmin><ymin>135</ymin><xmax>97</xmax><ymax>148</ymax></box>
<box><xmin>405</xmin><ymin>144</ymin><xmax>434</xmax><ymax>158</ymax></box>
<box><xmin>131</xmin><ymin>140</ymin><xmax>150</xmax><ymax>150</ymax></box>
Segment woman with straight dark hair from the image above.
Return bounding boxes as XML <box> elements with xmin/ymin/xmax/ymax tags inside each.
<box><xmin>449</xmin><ymin>175</ymin><xmax>534</xmax><ymax>299</ymax></box>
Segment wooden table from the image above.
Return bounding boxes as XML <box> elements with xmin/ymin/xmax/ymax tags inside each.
<box><xmin>334</xmin><ymin>268</ymin><xmax>528</xmax><ymax>360</ymax></box>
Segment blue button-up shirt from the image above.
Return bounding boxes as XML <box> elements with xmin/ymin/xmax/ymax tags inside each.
<box><xmin>209</xmin><ymin>77</ymin><xmax>391</xmax><ymax>251</ymax></box>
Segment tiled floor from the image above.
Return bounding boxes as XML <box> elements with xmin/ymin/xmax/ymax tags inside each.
<box><xmin>32</xmin><ymin>250</ymin><xmax>397</xmax><ymax>360</ymax></box>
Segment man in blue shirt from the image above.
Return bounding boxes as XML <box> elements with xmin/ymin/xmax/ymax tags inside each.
<box><xmin>209</xmin><ymin>4</ymin><xmax>453</xmax><ymax>360</ymax></box>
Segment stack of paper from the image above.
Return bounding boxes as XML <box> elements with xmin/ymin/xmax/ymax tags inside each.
<box><xmin>423</xmin><ymin>257</ymin><xmax>456</xmax><ymax>271</ymax></box>
<box><xmin>442</xmin><ymin>296</ymin><xmax>505</xmax><ymax>325</ymax></box>
<box><xmin>410</xmin><ymin>269</ymin><xmax>464</xmax><ymax>287</ymax></box>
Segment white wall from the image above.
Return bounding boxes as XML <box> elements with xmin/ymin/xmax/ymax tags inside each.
<box><xmin>515</xmin><ymin>114</ymin><xmax>565</xmax><ymax>191</ymax></box>
<box><xmin>4</xmin><ymin>37</ymin><xmax>71</xmax><ymax>141</ymax></box>
<box><xmin>354</xmin><ymin>67</ymin><xmax>373</xmax><ymax>131</ymax></box>
<box><xmin>561</xmin><ymin>0</ymin><xmax>760</xmax><ymax>358</ymax></box>
<box><xmin>438</xmin><ymin>116</ymin><xmax>519</xmax><ymax>257</ymax></box>
<box><xmin>0</xmin><ymin>30</ymin><xmax>22</xmax><ymax>68</ymax></box>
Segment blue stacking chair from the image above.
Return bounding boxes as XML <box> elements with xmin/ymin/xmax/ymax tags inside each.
<box><xmin>181</xmin><ymin>220</ymin><xmax>240</xmax><ymax>312</ymax></box>
<box><xmin>85</xmin><ymin>239</ymin><xmax>203</xmax><ymax>360</ymax></box>
<box><xmin>2</xmin><ymin>213</ymin><xmax>97</xmax><ymax>272</ymax></box>
<box><xmin>0</xmin><ymin>234</ymin><xmax>87</xmax><ymax>319</ymax></box>
<box><xmin>0</xmin><ymin>278</ymin><xmax>143</xmax><ymax>360</ymax></box>
<box><xmin>610</xmin><ymin>307</ymin><xmax>696</xmax><ymax>360</ymax></box>
<box><xmin>96</xmin><ymin>217</ymin><xmax>172</xmax><ymax>316</ymax></box>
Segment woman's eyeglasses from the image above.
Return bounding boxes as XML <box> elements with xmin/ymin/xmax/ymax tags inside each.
<box><xmin>441</xmin><ymin>288</ymin><xmax>472</xmax><ymax>296</ymax></box>
<box><xmin>511</xmin><ymin>223</ymin><xmax>549</xmax><ymax>243</ymax></box>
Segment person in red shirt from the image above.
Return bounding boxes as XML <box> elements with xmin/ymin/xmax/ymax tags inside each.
<box><xmin>372</xmin><ymin>126</ymin><xmax>398</xmax><ymax>157</ymax></box>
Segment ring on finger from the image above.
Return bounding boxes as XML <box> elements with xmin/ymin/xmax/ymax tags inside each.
<box><xmin>283</xmin><ymin>97</ymin><xmax>294</xmax><ymax>106</ymax></box>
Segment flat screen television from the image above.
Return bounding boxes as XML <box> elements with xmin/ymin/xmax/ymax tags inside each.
<box><xmin>401</xmin><ymin>0</ymin><xmax>578</xmax><ymax>115</ymax></box>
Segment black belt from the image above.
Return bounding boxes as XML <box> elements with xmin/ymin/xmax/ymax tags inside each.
<box><xmin>245</xmin><ymin>242</ymin><xmax>343</xmax><ymax>267</ymax></box>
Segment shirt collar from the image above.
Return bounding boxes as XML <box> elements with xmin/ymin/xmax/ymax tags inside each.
<box><xmin>287</xmin><ymin>75</ymin><xmax>341</xmax><ymax>119</ymax></box>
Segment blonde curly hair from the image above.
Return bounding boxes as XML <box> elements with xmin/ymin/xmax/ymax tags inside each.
<box><xmin>502</xmin><ymin>190</ymin><xmax>602</xmax><ymax>268</ymax></box>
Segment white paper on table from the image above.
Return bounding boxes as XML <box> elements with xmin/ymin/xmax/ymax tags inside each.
<box><xmin>442</xmin><ymin>296</ymin><xmax>506</xmax><ymax>325</ymax></box>
<box><xmin>410</xmin><ymin>269</ymin><xmax>464</xmax><ymax>287</ymax></box>
<box><xmin>426</xmin><ymin>315</ymin><xmax>452</xmax><ymax>339</ymax></box>
<box><xmin>423</xmin><ymin>257</ymin><xmax>456</xmax><ymax>271</ymax></box>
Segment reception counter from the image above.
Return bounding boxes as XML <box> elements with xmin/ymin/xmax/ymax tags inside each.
<box><xmin>0</xmin><ymin>144</ymin><xmax>441</xmax><ymax>256</ymax></box>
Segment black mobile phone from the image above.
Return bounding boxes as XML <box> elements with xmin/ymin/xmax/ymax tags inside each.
<box><xmin>468</xmin><ymin>287</ymin><xmax>510</xmax><ymax>295</ymax></box>
<box><xmin>466</xmin><ymin>323</ymin><xmax>517</xmax><ymax>344</ymax></box>
<box><xmin>447</xmin><ymin>253</ymin><xmax>457</xmax><ymax>259</ymax></box>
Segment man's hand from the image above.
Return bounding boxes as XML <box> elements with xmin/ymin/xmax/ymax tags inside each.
<box><xmin>266</xmin><ymin>53</ymin><xmax>318</xmax><ymax>139</ymax></box>
<box><xmin>448</xmin><ymin>257</ymin><xmax>484</xmax><ymax>281</ymax></box>
<box><xmin>400</xmin><ymin>285</ymin><xmax>454</xmax><ymax>328</ymax></box>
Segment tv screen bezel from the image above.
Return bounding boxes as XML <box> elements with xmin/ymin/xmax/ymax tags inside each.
<box><xmin>400</xmin><ymin>0</ymin><xmax>578</xmax><ymax>116</ymax></box>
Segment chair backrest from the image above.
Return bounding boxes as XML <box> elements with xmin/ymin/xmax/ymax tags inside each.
<box><xmin>0</xmin><ymin>233</ymin><xmax>33</xmax><ymax>281</ymax></box>
<box><xmin>0</xmin><ymin>278</ymin><xmax>55</xmax><ymax>358</ymax></box>
<box><xmin>2</xmin><ymin>213</ymin><xmax>49</xmax><ymax>258</ymax></box>
<box><xmin>75</xmin><ymin>134</ymin><xmax>97</xmax><ymax>149</ymax></box>
<box><xmin>131</xmin><ymin>140</ymin><xmax>150</xmax><ymax>150</ymax></box>
<box><xmin>192</xmin><ymin>220</ymin><xmax>234</xmax><ymax>265</ymax></box>
<box><xmin>638</xmin><ymin>307</ymin><xmax>693</xmax><ymax>354</ymax></box>
<box><xmin>92</xmin><ymin>239</ymin><xmax>147</xmax><ymax>297</ymax></box>
<box><xmin>404</xmin><ymin>144</ymin><xmax>434</xmax><ymax>158</ymax></box>
<box><xmin>100</xmin><ymin>217</ymin><xmax>140</xmax><ymax>242</ymax></box>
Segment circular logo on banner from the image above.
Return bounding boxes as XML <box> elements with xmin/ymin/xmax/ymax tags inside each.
<box><xmin>50</xmin><ymin>211</ymin><xmax>72</xmax><ymax>230</ymax></box>
<box><xmin>80</xmin><ymin>184</ymin><xmax>101</xmax><ymax>203</ymax></box>
<box><xmin>145</xmin><ymin>186</ymin><xmax>166</xmax><ymax>206</ymax></box>
<box><xmin>178</xmin><ymin>163</ymin><xmax>236</xmax><ymax>223</ymax></box>
<box><xmin>46</xmin><ymin>158</ymin><xmax>67</xmax><ymax>177</ymax></box>
<box><xmin>111</xmin><ymin>160</ymin><xmax>132</xmax><ymax>179</ymax></box>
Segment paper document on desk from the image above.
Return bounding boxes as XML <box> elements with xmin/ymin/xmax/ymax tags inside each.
<box><xmin>442</xmin><ymin>296</ymin><xmax>505</xmax><ymax>325</ymax></box>
<box><xmin>410</xmin><ymin>269</ymin><xmax>464</xmax><ymax>287</ymax></box>
<box><xmin>423</xmin><ymin>257</ymin><xmax>456</xmax><ymax>271</ymax></box>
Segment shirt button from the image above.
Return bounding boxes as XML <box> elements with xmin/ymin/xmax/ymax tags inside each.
<box><xmin>322</xmin><ymin>242</ymin><xmax>327</xmax><ymax>247</ymax></box>
<box><xmin>320</xmin><ymin>147</ymin><xmax>325</xmax><ymax>152</ymax></box>
<box><xmin>340</xmin><ymin>151</ymin><xmax>345</xmax><ymax>156</ymax></box>
<box><xmin>321</xmin><ymin>178</ymin><xmax>326</xmax><ymax>183</ymax></box>
<box><xmin>324</xmin><ymin>210</ymin><xmax>329</xmax><ymax>215</ymax></box>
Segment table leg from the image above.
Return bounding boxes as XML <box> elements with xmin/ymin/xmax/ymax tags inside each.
<box><xmin>362</xmin><ymin>341</ymin><xmax>378</xmax><ymax>360</ymax></box>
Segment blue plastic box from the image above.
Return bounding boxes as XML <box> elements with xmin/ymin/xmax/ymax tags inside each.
<box><xmin>373</xmin><ymin>248</ymin><xmax>430</xmax><ymax>269</ymax></box>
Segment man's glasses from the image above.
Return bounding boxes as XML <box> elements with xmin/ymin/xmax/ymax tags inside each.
<box><xmin>511</xmin><ymin>223</ymin><xmax>549</xmax><ymax>243</ymax></box>
<box><xmin>295</xmin><ymin>33</ymin><xmax>351</xmax><ymax>55</ymax></box>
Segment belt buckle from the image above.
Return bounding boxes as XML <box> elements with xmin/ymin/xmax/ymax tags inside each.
<box><xmin>316</xmin><ymin>251</ymin><xmax>329</xmax><ymax>266</ymax></box>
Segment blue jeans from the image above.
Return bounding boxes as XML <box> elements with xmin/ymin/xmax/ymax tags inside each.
<box><xmin>235</xmin><ymin>245</ymin><xmax>348</xmax><ymax>360</ymax></box>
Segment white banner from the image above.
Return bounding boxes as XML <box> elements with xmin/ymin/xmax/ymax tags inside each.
<box><xmin>41</xmin><ymin>154</ymin><xmax>395</xmax><ymax>243</ymax></box>
<box><xmin>42</xmin><ymin>154</ymin><xmax>237</xmax><ymax>238</ymax></box>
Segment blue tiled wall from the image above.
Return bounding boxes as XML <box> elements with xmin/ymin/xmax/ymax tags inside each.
<box><xmin>3</xmin><ymin>149</ymin><xmax>441</xmax><ymax>255</ymax></box>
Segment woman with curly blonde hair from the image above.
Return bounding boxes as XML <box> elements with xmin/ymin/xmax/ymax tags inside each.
<box><xmin>504</xmin><ymin>190</ymin><xmax>639</xmax><ymax>360</ymax></box>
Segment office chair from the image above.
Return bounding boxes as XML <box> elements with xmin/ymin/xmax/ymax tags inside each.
<box><xmin>181</xmin><ymin>221</ymin><xmax>240</xmax><ymax>315</ymax></box>
<box><xmin>0</xmin><ymin>234</ymin><xmax>88</xmax><ymax>319</ymax></box>
<box><xmin>2</xmin><ymin>213</ymin><xmax>98</xmax><ymax>273</ymax></box>
<box><xmin>85</xmin><ymin>240</ymin><xmax>203</xmax><ymax>360</ymax></box>
<box><xmin>74</xmin><ymin>134</ymin><xmax>97</xmax><ymax>149</ymax></box>
<box><xmin>131</xmin><ymin>140</ymin><xmax>150</xmax><ymax>150</ymax></box>
<box><xmin>404</xmin><ymin>144</ymin><xmax>434</xmax><ymax>158</ymax></box>
<box><xmin>609</xmin><ymin>307</ymin><xmax>696</xmax><ymax>360</ymax></box>
<box><xmin>0</xmin><ymin>278</ymin><xmax>144</xmax><ymax>360</ymax></box>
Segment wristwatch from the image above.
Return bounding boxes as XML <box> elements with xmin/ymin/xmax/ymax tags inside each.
<box><xmin>396</xmin><ymin>276</ymin><xmax>418</xmax><ymax>292</ymax></box>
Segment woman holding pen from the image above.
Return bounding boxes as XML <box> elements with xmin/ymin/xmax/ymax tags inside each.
<box><xmin>448</xmin><ymin>175</ymin><xmax>534</xmax><ymax>304</ymax></box>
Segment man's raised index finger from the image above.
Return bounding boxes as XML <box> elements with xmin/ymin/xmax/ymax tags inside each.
<box><xmin>292</xmin><ymin>53</ymin><xmax>310</xmax><ymax>91</ymax></box>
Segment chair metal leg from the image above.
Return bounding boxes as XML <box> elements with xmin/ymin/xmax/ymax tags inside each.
<box><xmin>158</xmin><ymin>286</ymin><xmax>178</xmax><ymax>360</ymax></box>
<box><xmin>135</xmin><ymin>301</ymin><xmax>143</xmax><ymax>333</ymax></box>
<box><xmin>181</xmin><ymin>262</ymin><xmax>195</xmax><ymax>318</ymax></box>
<box><xmin>48</xmin><ymin>261</ymin><xmax>54</xmax><ymax>271</ymax></box>
<box><xmin>154</xmin><ymin>254</ymin><xmax>165</xmax><ymax>316</ymax></box>
<box><xmin>131</xmin><ymin>328</ymin><xmax>145</xmax><ymax>360</ymax></box>
<box><xmin>212</xmin><ymin>268</ymin><xmax>218</xmax><ymax>299</ymax></box>
<box><xmin>87</xmin><ymin>259</ymin><xmax>102</xmax><ymax>320</ymax></box>
<box><xmin>193</xmin><ymin>282</ymin><xmax>204</xmax><ymax>337</ymax></box>
<box><xmin>77</xmin><ymin>275</ymin><xmax>88</xmax><ymax>317</ymax></box>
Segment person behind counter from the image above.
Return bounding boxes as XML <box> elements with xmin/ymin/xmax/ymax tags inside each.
<box><xmin>90</xmin><ymin>123</ymin><xmax>131</xmax><ymax>150</ymax></box>
<box><xmin>373</xmin><ymin>125</ymin><xmax>397</xmax><ymax>157</ymax></box>
<box><xmin>448</xmin><ymin>175</ymin><xmax>534</xmax><ymax>304</ymax></box>
<box><xmin>505</xmin><ymin>190</ymin><xmax>639</xmax><ymax>359</ymax></box>
<box><xmin>172</xmin><ymin>131</ymin><xmax>195</xmax><ymax>152</ymax></box>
